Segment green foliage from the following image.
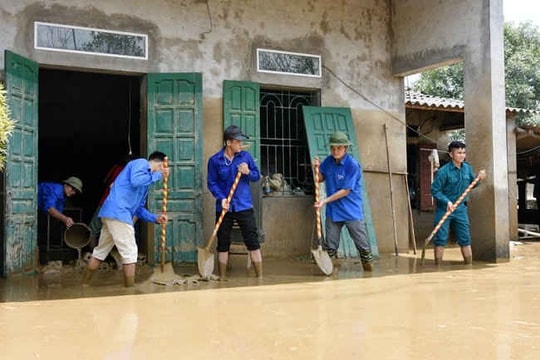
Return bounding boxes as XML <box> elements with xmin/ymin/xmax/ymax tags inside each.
<box><xmin>504</xmin><ymin>22</ymin><xmax>540</xmax><ymax>110</ymax></box>
<box><xmin>516</xmin><ymin>112</ymin><xmax>540</xmax><ymax>128</ymax></box>
<box><xmin>0</xmin><ymin>82</ymin><xmax>15</xmax><ymax>170</ymax></box>
<box><xmin>413</xmin><ymin>22</ymin><xmax>540</xmax><ymax>124</ymax></box>
<box><xmin>447</xmin><ymin>129</ymin><xmax>466</xmax><ymax>143</ymax></box>
<box><xmin>412</xmin><ymin>63</ymin><xmax>464</xmax><ymax>100</ymax></box>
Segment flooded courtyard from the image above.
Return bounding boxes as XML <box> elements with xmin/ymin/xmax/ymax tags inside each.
<box><xmin>1</xmin><ymin>241</ymin><xmax>539</xmax><ymax>359</ymax></box>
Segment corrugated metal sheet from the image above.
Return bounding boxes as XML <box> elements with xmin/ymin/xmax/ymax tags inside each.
<box><xmin>405</xmin><ymin>91</ymin><xmax>537</xmax><ymax>115</ymax></box>
<box><xmin>404</xmin><ymin>91</ymin><xmax>540</xmax><ymax>158</ymax></box>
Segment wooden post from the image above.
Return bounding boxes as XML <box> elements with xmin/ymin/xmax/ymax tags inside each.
<box><xmin>384</xmin><ymin>124</ymin><xmax>399</xmax><ymax>256</ymax></box>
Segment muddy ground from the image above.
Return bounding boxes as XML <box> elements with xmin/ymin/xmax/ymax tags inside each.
<box><xmin>1</xmin><ymin>241</ymin><xmax>539</xmax><ymax>359</ymax></box>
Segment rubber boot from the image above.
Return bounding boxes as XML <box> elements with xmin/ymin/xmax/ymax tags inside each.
<box><xmin>124</xmin><ymin>275</ymin><xmax>135</xmax><ymax>288</ymax></box>
<box><xmin>362</xmin><ymin>262</ymin><xmax>373</xmax><ymax>272</ymax></box>
<box><xmin>218</xmin><ymin>261</ymin><xmax>229</xmax><ymax>281</ymax></box>
<box><xmin>461</xmin><ymin>245</ymin><xmax>473</xmax><ymax>265</ymax></box>
<box><xmin>81</xmin><ymin>268</ymin><xmax>96</xmax><ymax>286</ymax></box>
<box><xmin>252</xmin><ymin>261</ymin><xmax>263</xmax><ymax>278</ymax></box>
<box><xmin>434</xmin><ymin>246</ymin><xmax>444</xmax><ymax>266</ymax></box>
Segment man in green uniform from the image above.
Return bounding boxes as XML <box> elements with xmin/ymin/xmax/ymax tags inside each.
<box><xmin>431</xmin><ymin>141</ymin><xmax>486</xmax><ymax>265</ymax></box>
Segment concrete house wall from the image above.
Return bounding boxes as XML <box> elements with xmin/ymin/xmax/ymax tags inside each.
<box><xmin>0</xmin><ymin>0</ymin><xmax>507</xmax><ymax>268</ymax></box>
<box><xmin>0</xmin><ymin>0</ymin><xmax>409</xmax><ymax>260</ymax></box>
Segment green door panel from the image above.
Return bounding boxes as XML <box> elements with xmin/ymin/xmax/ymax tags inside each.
<box><xmin>302</xmin><ymin>106</ymin><xmax>379</xmax><ymax>258</ymax></box>
<box><xmin>147</xmin><ymin>73</ymin><xmax>203</xmax><ymax>263</ymax></box>
<box><xmin>223</xmin><ymin>80</ymin><xmax>260</xmax><ymax>163</ymax></box>
<box><xmin>222</xmin><ymin>80</ymin><xmax>264</xmax><ymax>243</ymax></box>
<box><xmin>2</xmin><ymin>50</ymin><xmax>39</xmax><ymax>276</ymax></box>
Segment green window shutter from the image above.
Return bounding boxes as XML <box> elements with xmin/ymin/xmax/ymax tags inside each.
<box><xmin>223</xmin><ymin>80</ymin><xmax>260</xmax><ymax>163</ymax></box>
<box><xmin>3</xmin><ymin>50</ymin><xmax>39</xmax><ymax>275</ymax></box>
<box><xmin>147</xmin><ymin>72</ymin><xmax>203</xmax><ymax>263</ymax></box>
<box><xmin>302</xmin><ymin>106</ymin><xmax>379</xmax><ymax>258</ymax></box>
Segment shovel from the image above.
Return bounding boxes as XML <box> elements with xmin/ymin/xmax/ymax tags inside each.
<box><xmin>312</xmin><ymin>164</ymin><xmax>333</xmax><ymax>275</ymax></box>
<box><xmin>420</xmin><ymin>173</ymin><xmax>483</xmax><ymax>264</ymax></box>
<box><xmin>198</xmin><ymin>171</ymin><xmax>242</xmax><ymax>278</ymax></box>
<box><xmin>150</xmin><ymin>156</ymin><xmax>181</xmax><ymax>284</ymax></box>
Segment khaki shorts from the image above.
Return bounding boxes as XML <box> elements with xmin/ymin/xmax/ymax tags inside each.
<box><xmin>92</xmin><ymin>218</ymin><xmax>138</xmax><ymax>264</ymax></box>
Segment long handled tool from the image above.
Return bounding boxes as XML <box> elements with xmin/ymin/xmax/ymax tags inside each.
<box><xmin>160</xmin><ymin>156</ymin><xmax>169</xmax><ymax>272</ymax></box>
<box><xmin>312</xmin><ymin>164</ymin><xmax>333</xmax><ymax>275</ymax></box>
<box><xmin>198</xmin><ymin>171</ymin><xmax>242</xmax><ymax>278</ymax></box>
<box><xmin>384</xmin><ymin>124</ymin><xmax>399</xmax><ymax>256</ymax></box>
<box><xmin>149</xmin><ymin>157</ymin><xmax>183</xmax><ymax>285</ymax></box>
<box><xmin>420</xmin><ymin>173</ymin><xmax>483</xmax><ymax>264</ymax></box>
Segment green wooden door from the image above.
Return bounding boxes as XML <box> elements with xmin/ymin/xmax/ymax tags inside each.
<box><xmin>223</xmin><ymin>80</ymin><xmax>260</xmax><ymax>162</ymax></box>
<box><xmin>147</xmin><ymin>73</ymin><xmax>203</xmax><ymax>263</ymax></box>
<box><xmin>222</xmin><ymin>80</ymin><xmax>264</xmax><ymax>242</ymax></box>
<box><xmin>2</xmin><ymin>50</ymin><xmax>39</xmax><ymax>275</ymax></box>
<box><xmin>302</xmin><ymin>106</ymin><xmax>379</xmax><ymax>258</ymax></box>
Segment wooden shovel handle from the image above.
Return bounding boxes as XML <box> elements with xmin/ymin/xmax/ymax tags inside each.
<box><xmin>206</xmin><ymin>171</ymin><xmax>243</xmax><ymax>250</ymax></box>
<box><xmin>314</xmin><ymin>165</ymin><xmax>322</xmax><ymax>239</ymax></box>
<box><xmin>160</xmin><ymin>156</ymin><xmax>169</xmax><ymax>272</ymax></box>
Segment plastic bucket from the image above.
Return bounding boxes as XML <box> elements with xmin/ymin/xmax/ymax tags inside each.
<box><xmin>64</xmin><ymin>222</ymin><xmax>91</xmax><ymax>249</ymax></box>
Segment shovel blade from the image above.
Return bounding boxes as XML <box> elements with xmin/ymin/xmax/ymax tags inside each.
<box><xmin>197</xmin><ymin>247</ymin><xmax>215</xmax><ymax>278</ymax></box>
<box><xmin>150</xmin><ymin>263</ymin><xmax>181</xmax><ymax>285</ymax></box>
<box><xmin>311</xmin><ymin>246</ymin><xmax>333</xmax><ymax>275</ymax></box>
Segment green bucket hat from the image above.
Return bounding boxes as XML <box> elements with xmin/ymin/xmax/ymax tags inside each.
<box><xmin>328</xmin><ymin>131</ymin><xmax>353</xmax><ymax>146</ymax></box>
<box><xmin>63</xmin><ymin>176</ymin><xmax>83</xmax><ymax>194</ymax></box>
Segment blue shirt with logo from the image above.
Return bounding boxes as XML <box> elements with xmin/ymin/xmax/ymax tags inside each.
<box><xmin>38</xmin><ymin>182</ymin><xmax>65</xmax><ymax>213</ymax></box>
<box><xmin>99</xmin><ymin>158</ymin><xmax>162</xmax><ymax>224</ymax></box>
<box><xmin>320</xmin><ymin>152</ymin><xmax>364</xmax><ymax>222</ymax></box>
<box><xmin>207</xmin><ymin>149</ymin><xmax>261</xmax><ymax>212</ymax></box>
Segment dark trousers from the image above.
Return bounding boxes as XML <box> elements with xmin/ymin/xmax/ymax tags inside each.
<box><xmin>216</xmin><ymin>209</ymin><xmax>260</xmax><ymax>252</ymax></box>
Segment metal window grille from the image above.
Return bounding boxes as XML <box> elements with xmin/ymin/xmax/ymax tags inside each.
<box><xmin>260</xmin><ymin>89</ymin><xmax>318</xmax><ymax>194</ymax></box>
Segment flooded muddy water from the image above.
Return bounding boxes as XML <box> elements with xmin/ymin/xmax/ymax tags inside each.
<box><xmin>1</xmin><ymin>242</ymin><xmax>539</xmax><ymax>359</ymax></box>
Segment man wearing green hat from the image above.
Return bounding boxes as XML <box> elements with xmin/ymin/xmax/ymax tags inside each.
<box><xmin>38</xmin><ymin>176</ymin><xmax>84</xmax><ymax>228</ymax></box>
<box><xmin>313</xmin><ymin>131</ymin><xmax>374</xmax><ymax>271</ymax></box>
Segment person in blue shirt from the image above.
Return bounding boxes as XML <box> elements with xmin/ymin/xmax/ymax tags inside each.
<box><xmin>207</xmin><ymin>125</ymin><xmax>262</xmax><ymax>279</ymax></box>
<box><xmin>87</xmin><ymin>154</ymin><xmax>134</xmax><ymax>248</ymax></box>
<box><xmin>431</xmin><ymin>141</ymin><xmax>486</xmax><ymax>265</ymax></box>
<box><xmin>82</xmin><ymin>151</ymin><xmax>169</xmax><ymax>287</ymax></box>
<box><xmin>313</xmin><ymin>131</ymin><xmax>373</xmax><ymax>271</ymax></box>
<box><xmin>38</xmin><ymin>176</ymin><xmax>83</xmax><ymax>228</ymax></box>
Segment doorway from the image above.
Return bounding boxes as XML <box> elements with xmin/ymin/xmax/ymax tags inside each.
<box><xmin>38</xmin><ymin>69</ymin><xmax>141</xmax><ymax>263</ymax></box>
<box><xmin>3</xmin><ymin>52</ymin><xmax>203</xmax><ymax>275</ymax></box>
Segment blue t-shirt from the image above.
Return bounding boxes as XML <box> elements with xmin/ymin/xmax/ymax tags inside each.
<box><xmin>99</xmin><ymin>158</ymin><xmax>163</xmax><ymax>224</ymax></box>
<box><xmin>320</xmin><ymin>153</ymin><xmax>364</xmax><ymax>222</ymax></box>
<box><xmin>207</xmin><ymin>148</ymin><xmax>261</xmax><ymax>212</ymax></box>
<box><xmin>38</xmin><ymin>182</ymin><xmax>65</xmax><ymax>213</ymax></box>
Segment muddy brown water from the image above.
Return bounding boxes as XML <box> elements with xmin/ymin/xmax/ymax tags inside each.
<box><xmin>1</xmin><ymin>242</ymin><xmax>540</xmax><ymax>359</ymax></box>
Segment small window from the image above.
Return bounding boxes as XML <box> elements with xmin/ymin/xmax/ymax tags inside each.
<box><xmin>257</xmin><ymin>48</ymin><xmax>321</xmax><ymax>78</ymax></box>
<box><xmin>34</xmin><ymin>22</ymin><xmax>148</xmax><ymax>60</ymax></box>
<box><xmin>260</xmin><ymin>89</ymin><xmax>319</xmax><ymax>195</ymax></box>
